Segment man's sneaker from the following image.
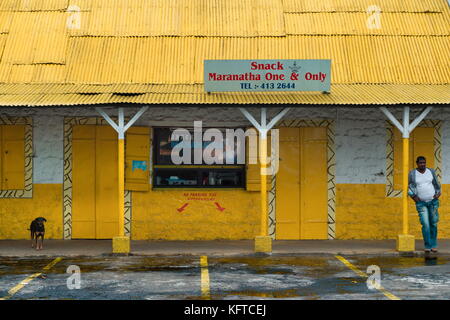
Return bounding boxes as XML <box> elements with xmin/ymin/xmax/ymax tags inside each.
<box><xmin>431</xmin><ymin>248</ymin><xmax>438</xmax><ymax>253</ymax></box>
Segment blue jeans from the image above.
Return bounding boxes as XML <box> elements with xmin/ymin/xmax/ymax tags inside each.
<box><xmin>415</xmin><ymin>198</ymin><xmax>439</xmax><ymax>249</ymax></box>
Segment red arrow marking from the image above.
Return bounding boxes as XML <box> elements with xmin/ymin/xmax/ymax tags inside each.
<box><xmin>177</xmin><ymin>203</ymin><xmax>189</xmax><ymax>212</ymax></box>
<box><xmin>214</xmin><ymin>202</ymin><xmax>225</xmax><ymax>212</ymax></box>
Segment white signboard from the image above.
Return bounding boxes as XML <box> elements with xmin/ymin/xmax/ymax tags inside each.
<box><xmin>204</xmin><ymin>59</ymin><xmax>331</xmax><ymax>92</ymax></box>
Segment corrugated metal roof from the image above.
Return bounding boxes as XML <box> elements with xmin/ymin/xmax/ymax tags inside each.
<box><xmin>0</xmin><ymin>84</ymin><xmax>448</xmax><ymax>106</ymax></box>
<box><xmin>1</xmin><ymin>11</ymin><xmax>67</xmax><ymax>64</ymax></box>
<box><xmin>0</xmin><ymin>0</ymin><xmax>69</xmax><ymax>11</ymax></box>
<box><xmin>7</xmin><ymin>64</ymin><xmax>66</xmax><ymax>83</ymax></box>
<box><xmin>285</xmin><ymin>12</ymin><xmax>450</xmax><ymax>35</ymax></box>
<box><xmin>7</xmin><ymin>36</ymin><xmax>444</xmax><ymax>85</ymax></box>
<box><xmin>0</xmin><ymin>12</ymin><xmax>13</xmax><ymax>33</ymax></box>
<box><xmin>0</xmin><ymin>0</ymin><xmax>449</xmax><ymax>106</ymax></box>
<box><xmin>282</xmin><ymin>0</ymin><xmax>448</xmax><ymax>13</ymax></box>
<box><xmin>69</xmin><ymin>0</ymin><xmax>285</xmax><ymax>37</ymax></box>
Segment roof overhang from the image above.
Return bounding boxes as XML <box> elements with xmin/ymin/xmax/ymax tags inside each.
<box><xmin>0</xmin><ymin>84</ymin><xmax>449</xmax><ymax>107</ymax></box>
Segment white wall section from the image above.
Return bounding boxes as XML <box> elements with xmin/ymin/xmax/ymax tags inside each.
<box><xmin>1</xmin><ymin>106</ymin><xmax>447</xmax><ymax>185</ymax></box>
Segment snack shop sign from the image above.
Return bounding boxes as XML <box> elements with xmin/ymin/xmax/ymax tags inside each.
<box><xmin>204</xmin><ymin>59</ymin><xmax>331</xmax><ymax>92</ymax></box>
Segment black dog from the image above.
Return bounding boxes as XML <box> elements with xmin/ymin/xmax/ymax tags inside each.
<box><xmin>29</xmin><ymin>217</ymin><xmax>47</xmax><ymax>250</ymax></box>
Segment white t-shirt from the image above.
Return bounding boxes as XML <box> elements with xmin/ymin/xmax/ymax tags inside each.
<box><xmin>415</xmin><ymin>169</ymin><xmax>435</xmax><ymax>202</ymax></box>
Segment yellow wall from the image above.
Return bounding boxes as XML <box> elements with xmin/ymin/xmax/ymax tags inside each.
<box><xmin>336</xmin><ymin>184</ymin><xmax>450</xmax><ymax>239</ymax></box>
<box><xmin>0</xmin><ymin>183</ymin><xmax>449</xmax><ymax>240</ymax></box>
<box><xmin>0</xmin><ymin>184</ymin><xmax>63</xmax><ymax>239</ymax></box>
<box><xmin>132</xmin><ymin>189</ymin><xmax>260</xmax><ymax>240</ymax></box>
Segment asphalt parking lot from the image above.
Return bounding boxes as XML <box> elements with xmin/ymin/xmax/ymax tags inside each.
<box><xmin>0</xmin><ymin>253</ymin><xmax>449</xmax><ymax>300</ymax></box>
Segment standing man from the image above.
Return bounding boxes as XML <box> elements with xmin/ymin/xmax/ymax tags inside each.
<box><xmin>408</xmin><ymin>156</ymin><xmax>441</xmax><ymax>253</ymax></box>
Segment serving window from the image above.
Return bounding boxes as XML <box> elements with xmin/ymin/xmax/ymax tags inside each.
<box><xmin>153</xmin><ymin>127</ymin><xmax>246</xmax><ymax>188</ymax></box>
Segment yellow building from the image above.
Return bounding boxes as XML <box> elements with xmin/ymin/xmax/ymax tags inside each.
<box><xmin>0</xmin><ymin>0</ymin><xmax>449</xmax><ymax>246</ymax></box>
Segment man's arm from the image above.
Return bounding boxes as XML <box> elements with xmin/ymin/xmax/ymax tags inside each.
<box><xmin>431</xmin><ymin>169</ymin><xmax>441</xmax><ymax>199</ymax></box>
<box><xmin>408</xmin><ymin>170</ymin><xmax>420</xmax><ymax>202</ymax></box>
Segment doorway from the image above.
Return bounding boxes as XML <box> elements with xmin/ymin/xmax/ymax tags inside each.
<box><xmin>71</xmin><ymin>125</ymin><xmax>118</xmax><ymax>239</ymax></box>
<box><xmin>276</xmin><ymin>127</ymin><xmax>328</xmax><ymax>239</ymax></box>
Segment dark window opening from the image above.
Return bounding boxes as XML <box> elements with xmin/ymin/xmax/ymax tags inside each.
<box><xmin>153</xmin><ymin>127</ymin><xmax>246</xmax><ymax>189</ymax></box>
<box><xmin>153</xmin><ymin>168</ymin><xmax>244</xmax><ymax>188</ymax></box>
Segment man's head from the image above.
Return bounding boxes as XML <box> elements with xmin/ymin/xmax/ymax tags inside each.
<box><xmin>416</xmin><ymin>156</ymin><xmax>426</xmax><ymax>171</ymax></box>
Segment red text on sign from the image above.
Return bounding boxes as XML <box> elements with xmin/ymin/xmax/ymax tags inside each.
<box><xmin>250</xmin><ymin>62</ymin><xmax>284</xmax><ymax>70</ymax></box>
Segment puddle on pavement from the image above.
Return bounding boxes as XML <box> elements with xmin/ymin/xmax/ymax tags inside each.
<box><xmin>424</xmin><ymin>257</ymin><xmax>440</xmax><ymax>266</ymax></box>
<box><xmin>209</xmin><ymin>275</ymin><xmax>370</xmax><ymax>300</ymax></box>
<box><xmin>4</xmin><ymin>254</ymin><xmax>445</xmax><ymax>300</ymax></box>
<box><xmin>346</xmin><ymin>255</ymin><xmax>449</xmax><ymax>272</ymax></box>
<box><xmin>0</xmin><ymin>256</ymin><xmax>200</xmax><ymax>275</ymax></box>
<box><xmin>50</xmin><ymin>256</ymin><xmax>200</xmax><ymax>274</ymax></box>
<box><xmin>212</xmin><ymin>256</ymin><xmax>330</xmax><ymax>268</ymax></box>
<box><xmin>207</xmin><ymin>256</ymin><xmax>375</xmax><ymax>299</ymax></box>
<box><xmin>213</xmin><ymin>289</ymin><xmax>301</xmax><ymax>299</ymax></box>
<box><xmin>374</xmin><ymin>256</ymin><xmax>445</xmax><ymax>267</ymax></box>
<box><xmin>0</xmin><ymin>257</ymin><xmax>55</xmax><ymax>275</ymax></box>
<box><xmin>209</xmin><ymin>256</ymin><xmax>343</xmax><ymax>278</ymax></box>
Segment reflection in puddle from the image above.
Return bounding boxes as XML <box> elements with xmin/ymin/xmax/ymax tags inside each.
<box><xmin>424</xmin><ymin>256</ymin><xmax>438</xmax><ymax>266</ymax></box>
<box><xmin>348</xmin><ymin>255</ymin><xmax>448</xmax><ymax>270</ymax></box>
<box><xmin>216</xmin><ymin>289</ymin><xmax>301</xmax><ymax>299</ymax></box>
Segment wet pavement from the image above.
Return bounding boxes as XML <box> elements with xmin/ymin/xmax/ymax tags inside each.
<box><xmin>0</xmin><ymin>254</ymin><xmax>449</xmax><ymax>300</ymax></box>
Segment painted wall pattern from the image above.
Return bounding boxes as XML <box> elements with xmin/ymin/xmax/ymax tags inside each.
<box><xmin>124</xmin><ymin>189</ymin><xmax>132</xmax><ymax>237</ymax></box>
<box><xmin>0</xmin><ymin>116</ymin><xmax>32</xmax><ymax>198</ymax></box>
<box><xmin>268</xmin><ymin>175</ymin><xmax>276</xmax><ymax>239</ymax></box>
<box><xmin>63</xmin><ymin>117</ymin><xmax>132</xmax><ymax>239</ymax></box>
<box><xmin>275</xmin><ymin>119</ymin><xmax>336</xmax><ymax>239</ymax></box>
<box><xmin>385</xmin><ymin>119</ymin><xmax>442</xmax><ymax>198</ymax></box>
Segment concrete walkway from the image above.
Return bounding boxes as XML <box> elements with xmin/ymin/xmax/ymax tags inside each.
<box><xmin>0</xmin><ymin>239</ymin><xmax>449</xmax><ymax>257</ymax></box>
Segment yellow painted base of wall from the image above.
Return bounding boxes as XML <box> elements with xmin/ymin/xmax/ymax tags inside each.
<box><xmin>0</xmin><ymin>183</ymin><xmax>449</xmax><ymax>241</ymax></box>
<box><xmin>132</xmin><ymin>189</ymin><xmax>260</xmax><ymax>240</ymax></box>
<box><xmin>336</xmin><ymin>184</ymin><xmax>450</xmax><ymax>239</ymax></box>
<box><xmin>132</xmin><ymin>183</ymin><xmax>450</xmax><ymax>240</ymax></box>
<box><xmin>0</xmin><ymin>184</ymin><xmax>63</xmax><ymax>239</ymax></box>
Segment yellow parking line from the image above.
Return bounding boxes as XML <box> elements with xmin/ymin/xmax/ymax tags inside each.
<box><xmin>200</xmin><ymin>255</ymin><xmax>210</xmax><ymax>299</ymax></box>
<box><xmin>0</xmin><ymin>257</ymin><xmax>63</xmax><ymax>300</ymax></box>
<box><xmin>335</xmin><ymin>255</ymin><xmax>367</xmax><ymax>277</ymax></box>
<box><xmin>335</xmin><ymin>255</ymin><xmax>400</xmax><ymax>300</ymax></box>
<box><xmin>43</xmin><ymin>257</ymin><xmax>62</xmax><ymax>271</ymax></box>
